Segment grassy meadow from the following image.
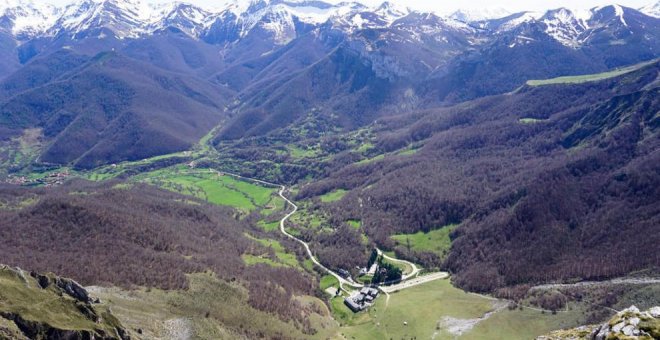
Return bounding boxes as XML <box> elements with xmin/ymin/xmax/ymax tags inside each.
<box><xmin>391</xmin><ymin>224</ymin><xmax>458</xmax><ymax>259</ymax></box>
<box><xmin>134</xmin><ymin>167</ymin><xmax>277</xmax><ymax>213</ymax></box>
<box><xmin>527</xmin><ymin>59</ymin><xmax>657</xmax><ymax>86</ymax></box>
<box><xmin>333</xmin><ymin>278</ymin><xmax>584</xmax><ymax>339</ymax></box>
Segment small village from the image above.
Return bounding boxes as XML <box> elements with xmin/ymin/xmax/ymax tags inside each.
<box><xmin>337</xmin><ymin>249</ymin><xmax>405</xmax><ymax>313</ymax></box>
<box><xmin>3</xmin><ymin>171</ymin><xmax>70</xmax><ymax>187</ymax></box>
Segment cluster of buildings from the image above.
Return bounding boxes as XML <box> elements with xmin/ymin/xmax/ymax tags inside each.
<box><xmin>344</xmin><ymin>287</ymin><xmax>379</xmax><ymax>312</ymax></box>
<box><xmin>3</xmin><ymin>171</ymin><xmax>70</xmax><ymax>187</ymax></box>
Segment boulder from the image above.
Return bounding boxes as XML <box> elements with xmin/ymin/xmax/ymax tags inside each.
<box><xmin>621</xmin><ymin>324</ymin><xmax>634</xmax><ymax>336</ymax></box>
<box><xmin>650</xmin><ymin>306</ymin><xmax>660</xmax><ymax>318</ymax></box>
<box><xmin>611</xmin><ymin>322</ymin><xmax>625</xmax><ymax>333</ymax></box>
<box><xmin>629</xmin><ymin>316</ymin><xmax>640</xmax><ymax>326</ymax></box>
<box><xmin>56</xmin><ymin>278</ymin><xmax>91</xmax><ymax>303</ymax></box>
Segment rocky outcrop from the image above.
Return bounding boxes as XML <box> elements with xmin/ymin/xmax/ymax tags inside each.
<box><xmin>30</xmin><ymin>271</ymin><xmax>91</xmax><ymax>303</ymax></box>
<box><xmin>537</xmin><ymin>306</ymin><xmax>660</xmax><ymax>340</ymax></box>
<box><xmin>0</xmin><ymin>311</ymin><xmax>127</xmax><ymax>340</ymax></box>
<box><xmin>0</xmin><ymin>266</ymin><xmax>129</xmax><ymax>340</ymax></box>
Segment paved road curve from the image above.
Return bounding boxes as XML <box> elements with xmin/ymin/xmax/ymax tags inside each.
<box><xmin>376</xmin><ymin>248</ymin><xmax>421</xmax><ymax>280</ymax></box>
<box><xmin>214</xmin><ymin>170</ymin><xmax>452</xmax><ymax>292</ymax></box>
<box><xmin>276</xmin><ymin>186</ymin><xmax>364</xmax><ymax>289</ymax></box>
<box><xmin>212</xmin><ymin>170</ymin><xmax>363</xmax><ymax>289</ymax></box>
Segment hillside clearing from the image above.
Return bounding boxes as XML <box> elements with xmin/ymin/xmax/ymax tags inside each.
<box><xmin>391</xmin><ymin>225</ymin><xmax>458</xmax><ymax>259</ymax></box>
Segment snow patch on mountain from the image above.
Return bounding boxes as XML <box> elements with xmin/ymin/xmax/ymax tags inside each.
<box><xmin>613</xmin><ymin>4</ymin><xmax>628</xmax><ymax>26</ymax></box>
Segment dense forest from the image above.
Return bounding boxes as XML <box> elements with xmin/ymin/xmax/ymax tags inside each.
<box><xmin>0</xmin><ymin>180</ymin><xmax>321</xmax><ymax>337</ymax></box>
<box><xmin>296</xmin><ymin>62</ymin><xmax>660</xmax><ymax>292</ymax></box>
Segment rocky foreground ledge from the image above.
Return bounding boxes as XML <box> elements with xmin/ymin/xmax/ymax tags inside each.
<box><xmin>538</xmin><ymin>306</ymin><xmax>660</xmax><ymax>340</ymax></box>
<box><xmin>0</xmin><ymin>265</ymin><xmax>128</xmax><ymax>340</ymax></box>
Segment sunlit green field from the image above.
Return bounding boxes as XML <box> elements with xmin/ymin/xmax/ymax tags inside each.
<box><xmin>319</xmin><ymin>189</ymin><xmax>347</xmax><ymax>203</ymax></box>
<box><xmin>134</xmin><ymin>168</ymin><xmax>277</xmax><ymax>212</ymax></box>
<box><xmin>527</xmin><ymin>59</ymin><xmax>657</xmax><ymax>86</ymax></box>
<box><xmin>391</xmin><ymin>224</ymin><xmax>457</xmax><ymax>258</ymax></box>
<box><xmin>334</xmin><ymin>279</ymin><xmax>584</xmax><ymax>340</ymax></box>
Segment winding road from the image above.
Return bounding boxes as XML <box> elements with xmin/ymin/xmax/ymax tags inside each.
<box><xmin>213</xmin><ymin>171</ymin><xmax>363</xmax><ymax>289</ymax></box>
<box><xmin>376</xmin><ymin>248</ymin><xmax>421</xmax><ymax>280</ymax></box>
<box><xmin>215</xmin><ymin>170</ymin><xmax>450</xmax><ymax>293</ymax></box>
<box><xmin>276</xmin><ymin>186</ymin><xmax>363</xmax><ymax>289</ymax></box>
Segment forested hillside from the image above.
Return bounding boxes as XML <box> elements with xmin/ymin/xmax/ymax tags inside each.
<box><xmin>297</xmin><ymin>62</ymin><xmax>660</xmax><ymax>291</ymax></box>
<box><xmin>0</xmin><ymin>180</ymin><xmax>326</xmax><ymax>338</ymax></box>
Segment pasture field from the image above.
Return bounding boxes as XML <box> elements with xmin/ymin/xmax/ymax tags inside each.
<box><xmin>320</xmin><ymin>189</ymin><xmax>347</xmax><ymax>203</ymax></box>
<box><xmin>320</xmin><ymin>275</ymin><xmax>340</xmax><ymax>291</ymax></box>
<box><xmin>391</xmin><ymin>224</ymin><xmax>458</xmax><ymax>259</ymax></box>
<box><xmin>527</xmin><ymin>59</ymin><xmax>657</xmax><ymax>86</ymax></box>
<box><xmin>335</xmin><ymin>279</ymin><xmax>584</xmax><ymax>339</ymax></box>
<box><xmin>134</xmin><ymin>168</ymin><xmax>277</xmax><ymax>213</ymax></box>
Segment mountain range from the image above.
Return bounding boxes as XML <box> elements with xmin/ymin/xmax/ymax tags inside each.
<box><xmin>0</xmin><ymin>2</ymin><xmax>657</xmax><ymax>338</ymax></box>
<box><xmin>0</xmin><ymin>1</ymin><xmax>658</xmax><ymax>45</ymax></box>
<box><xmin>0</xmin><ymin>0</ymin><xmax>657</xmax><ymax>168</ymax></box>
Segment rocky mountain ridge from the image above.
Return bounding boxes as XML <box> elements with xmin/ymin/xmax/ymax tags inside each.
<box><xmin>0</xmin><ymin>265</ymin><xmax>128</xmax><ymax>340</ymax></box>
<box><xmin>0</xmin><ymin>0</ymin><xmax>656</xmax><ymax>49</ymax></box>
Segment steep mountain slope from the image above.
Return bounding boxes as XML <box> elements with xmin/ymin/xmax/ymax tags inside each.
<box><xmin>297</xmin><ymin>61</ymin><xmax>660</xmax><ymax>292</ymax></box>
<box><xmin>0</xmin><ymin>1</ymin><xmax>59</xmax><ymax>40</ymax></box>
<box><xmin>0</xmin><ymin>2</ymin><xmax>656</xmax><ymax>141</ymax></box>
<box><xmin>213</xmin><ymin>10</ymin><xmax>486</xmax><ymax>140</ymax></box>
<box><xmin>0</xmin><ymin>31</ymin><xmax>19</xmax><ymax>78</ymax></box>
<box><xmin>122</xmin><ymin>27</ymin><xmax>227</xmax><ymax>78</ymax></box>
<box><xmin>0</xmin><ymin>51</ymin><xmax>233</xmax><ymax>168</ymax></box>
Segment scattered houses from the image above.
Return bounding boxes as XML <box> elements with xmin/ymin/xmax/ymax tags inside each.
<box><xmin>4</xmin><ymin>171</ymin><xmax>70</xmax><ymax>187</ymax></box>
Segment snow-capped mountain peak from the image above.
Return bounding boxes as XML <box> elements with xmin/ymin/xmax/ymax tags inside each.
<box><xmin>50</xmin><ymin>0</ymin><xmax>151</xmax><ymax>38</ymax></box>
<box><xmin>374</xmin><ymin>1</ymin><xmax>409</xmax><ymax>19</ymax></box>
<box><xmin>639</xmin><ymin>1</ymin><xmax>660</xmax><ymax>17</ymax></box>
<box><xmin>497</xmin><ymin>11</ymin><xmax>545</xmax><ymax>31</ymax></box>
<box><xmin>449</xmin><ymin>7</ymin><xmax>511</xmax><ymax>22</ymax></box>
<box><xmin>0</xmin><ymin>0</ymin><xmax>656</xmax><ymax>48</ymax></box>
<box><xmin>148</xmin><ymin>2</ymin><xmax>213</xmax><ymax>37</ymax></box>
<box><xmin>0</xmin><ymin>0</ymin><xmax>60</xmax><ymax>39</ymax></box>
<box><xmin>541</xmin><ymin>8</ymin><xmax>590</xmax><ymax>47</ymax></box>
